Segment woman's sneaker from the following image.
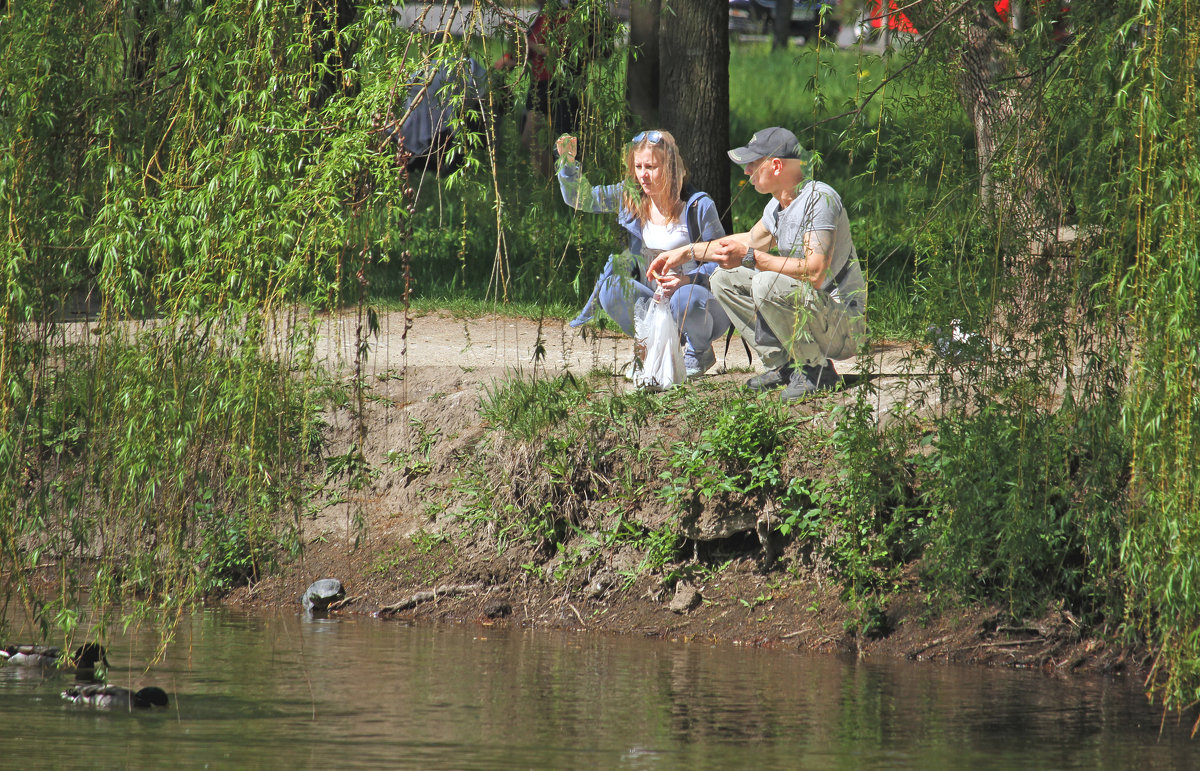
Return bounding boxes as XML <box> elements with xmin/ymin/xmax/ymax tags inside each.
<box><xmin>684</xmin><ymin>347</ymin><xmax>716</xmax><ymax>378</ymax></box>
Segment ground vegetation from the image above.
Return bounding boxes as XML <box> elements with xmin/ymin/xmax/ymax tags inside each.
<box><xmin>1</xmin><ymin>0</ymin><xmax>1198</xmax><ymax>721</ymax></box>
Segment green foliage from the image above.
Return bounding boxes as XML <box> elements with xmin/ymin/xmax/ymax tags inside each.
<box><xmin>2</xmin><ymin>0</ymin><xmax>1199</xmax><ymax>717</ymax></box>
<box><xmin>925</xmin><ymin>404</ymin><xmax>1092</xmax><ymax>612</ymax></box>
<box><xmin>479</xmin><ymin>372</ymin><xmax>595</xmax><ymax>442</ymax></box>
<box><xmin>0</xmin><ymin>0</ymin><xmax>416</xmax><ymax>635</ymax></box>
<box><xmin>661</xmin><ymin>395</ymin><xmax>798</xmax><ymax>507</ymax></box>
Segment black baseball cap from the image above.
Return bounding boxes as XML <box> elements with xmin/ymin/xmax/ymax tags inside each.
<box><xmin>727</xmin><ymin>127</ymin><xmax>804</xmax><ymax>164</ymax></box>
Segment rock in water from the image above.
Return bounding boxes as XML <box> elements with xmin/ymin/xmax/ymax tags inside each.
<box><xmin>302</xmin><ymin>579</ymin><xmax>345</xmax><ymax>613</ymax></box>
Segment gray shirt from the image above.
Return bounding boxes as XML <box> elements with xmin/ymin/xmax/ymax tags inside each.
<box><xmin>760</xmin><ymin>180</ymin><xmax>866</xmax><ymax>314</ymax></box>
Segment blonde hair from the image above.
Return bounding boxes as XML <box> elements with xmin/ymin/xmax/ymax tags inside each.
<box><xmin>622</xmin><ymin>130</ymin><xmax>687</xmax><ymax>225</ymax></box>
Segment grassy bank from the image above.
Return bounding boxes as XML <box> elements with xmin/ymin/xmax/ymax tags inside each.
<box><xmin>5</xmin><ymin>1</ymin><xmax>1200</xmax><ymax>716</ymax></box>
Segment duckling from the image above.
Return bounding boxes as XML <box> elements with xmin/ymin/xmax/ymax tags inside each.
<box><xmin>0</xmin><ymin>642</ymin><xmax>108</xmax><ymax>674</ymax></box>
<box><xmin>61</xmin><ymin>684</ymin><xmax>170</xmax><ymax>710</ymax></box>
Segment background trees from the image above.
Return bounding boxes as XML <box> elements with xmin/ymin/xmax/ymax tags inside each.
<box><xmin>627</xmin><ymin>0</ymin><xmax>731</xmax><ymax>223</ymax></box>
<box><xmin>2</xmin><ymin>0</ymin><xmax>1200</xmax><ymax>715</ymax></box>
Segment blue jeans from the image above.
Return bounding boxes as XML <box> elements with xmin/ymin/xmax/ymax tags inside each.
<box><xmin>595</xmin><ymin>272</ymin><xmax>730</xmax><ymax>356</ymax></box>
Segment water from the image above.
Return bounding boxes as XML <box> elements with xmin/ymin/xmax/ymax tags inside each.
<box><xmin>2</xmin><ymin>610</ymin><xmax>1197</xmax><ymax>769</ymax></box>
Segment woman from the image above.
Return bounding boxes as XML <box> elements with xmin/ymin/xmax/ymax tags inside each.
<box><xmin>555</xmin><ymin>130</ymin><xmax>730</xmax><ymax>377</ymax></box>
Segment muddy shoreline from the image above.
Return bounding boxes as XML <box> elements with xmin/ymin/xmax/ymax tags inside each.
<box><xmin>226</xmin><ymin>311</ymin><xmax>1143</xmax><ymax>684</ymax></box>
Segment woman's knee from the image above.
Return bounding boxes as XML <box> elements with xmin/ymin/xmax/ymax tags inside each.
<box><xmin>599</xmin><ymin>280</ymin><xmax>646</xmax><ymax>336</ymax></box>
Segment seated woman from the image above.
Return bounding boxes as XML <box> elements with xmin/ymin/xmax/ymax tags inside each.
<box><xmin>555</xmin><ymin>130</ymin><xmax>730</xmax><ymax>377</ymax></box>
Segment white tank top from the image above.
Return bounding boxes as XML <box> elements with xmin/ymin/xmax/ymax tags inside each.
<box><xmin>641</xmin><ymin>220</ymin><xmax>690</xmax><ymax>251</ymax></box>
<box><xmin>640</xmin><ymin>220</ymin><xmax>697</xmax><ymax>277</ymax></box>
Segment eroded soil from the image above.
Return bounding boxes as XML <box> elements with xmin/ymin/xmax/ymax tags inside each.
<box><xmin>225</xmin><ymin>311</ymin><xmax>1142</xmax><ymax>682</ymax></box>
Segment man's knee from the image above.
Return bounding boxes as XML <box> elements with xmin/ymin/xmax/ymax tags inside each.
<box><xmin>710</xmin><ymin>269</ymin><xmax>741</xmax><ymax>302</ymax></box>
<box><xmin>751</xmin><ymin>270</ymin><xmax>809</xmax><ymax>303</ymax></box>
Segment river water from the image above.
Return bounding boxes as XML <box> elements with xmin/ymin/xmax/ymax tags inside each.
<box><xmin>1</xmin><ymin>609</ymin><xmax>1196</xmax><ymax>769</ymax></box>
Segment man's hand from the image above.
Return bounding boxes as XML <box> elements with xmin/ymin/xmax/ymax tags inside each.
<box><xmin>712</xmin><ymin>237</ymin><xmax>749</xmax><ymax>270</ymax></box>
<box><xmin>646</xmin><ymin>246</ymin><xmax>691</xmax><ymax>280</ymax></box>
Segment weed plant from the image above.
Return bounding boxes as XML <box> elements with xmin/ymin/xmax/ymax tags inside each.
<box><xmin>4</xmin><ymin>0</ymin><xmax>1200</xmax><ymax>716</ymax></box>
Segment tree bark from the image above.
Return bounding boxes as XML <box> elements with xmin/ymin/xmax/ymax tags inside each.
<box><xmin>907</xmin><ymin>2</ymin><xmax>1056</xmax><ymax>233</ymax></box>
<box><xmin>773</xmin><ymin>0</ymin><xmax>794</xmax><ymax>51</ymax></box>
<box><xmin>658</xmin><ymin>0</ymin><xmax>731</xmax><ymax>227</ymax></box>
<box><xmin>626</xmin><ymin>0</ymin><xmax>661</xmax><ymax>126</ymax></box>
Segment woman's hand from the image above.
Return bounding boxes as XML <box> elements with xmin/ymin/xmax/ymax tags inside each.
<box><xmin>555</xmin><ymin>134</ymin><xmax>577</xmax><ymax>163</ymax></box>
<box><xmin>649</xmin><ymin>269</ymin><xmax>689</xmax><ymax>299</ymax></box>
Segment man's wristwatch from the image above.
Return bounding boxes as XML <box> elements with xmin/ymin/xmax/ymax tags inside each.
<box><xmin>742</xmin><ymin>248</ymin><xmax>757</xmax><ymax>270</ymax></box>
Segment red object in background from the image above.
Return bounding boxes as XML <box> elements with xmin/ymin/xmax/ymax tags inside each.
<box><xmin>865</xmin><ymin>1</ymin><xmax>918</xmax><ymax>33</ymax></box>
<box><xmin>866</xmin><ymin>1</ymin><xmax>1017</xmax><ymax>33</ymax></box>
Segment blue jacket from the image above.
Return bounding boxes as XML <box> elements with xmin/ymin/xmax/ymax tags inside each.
<box><xmin>557</xmin><ymin>162</ymin><xmax>726</xmax><ymax>326</ymax></box>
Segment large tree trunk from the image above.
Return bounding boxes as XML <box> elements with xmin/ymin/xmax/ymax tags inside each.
<box><xmin>773</xmin><ymin>0</ymin><xmax>793</xmax><ymax>51</ymax></box>
<box><xmin>626</xmin><ymin>0</ymin><xmax>661</xmax><ymax>126</ymax></box>
<box><xmin>658</xmin><ymin>0</ymin><xmax>730</xmax><ymax>227</ymax></box>
<box><xmin>908</xmin><ymin>3</ymin><xmax>1058</xmax><ymax>236</ymax></box>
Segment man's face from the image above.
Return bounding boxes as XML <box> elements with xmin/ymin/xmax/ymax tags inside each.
<box><xmin>744</xmin><ymin>157</ymin><xmax>774</xmax><ymax>193</ymax></box>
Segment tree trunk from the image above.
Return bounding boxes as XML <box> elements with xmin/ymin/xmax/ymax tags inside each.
<box><xmin>908</xmin><ymin>3</ymin><xmax>1056</xmax><ymax>234</ymax></box>
<box><xmin>626</xmin><ymin>0</ymin><xmax>661</xmax><ymax>126</ymax></box>
<box><xmin>658</xmin><ymin>0</ymin><xmax>730</xmax><ymax>227</ymax></box>
<box><xmin>307</xmin><ymin>0</ymin><xmax>358</xmax><ymax>110</ymax></box>
<box><xmin>773</xmin><ymin>0</ymin><xmax>793</xmax><ymax>51</ymax></box>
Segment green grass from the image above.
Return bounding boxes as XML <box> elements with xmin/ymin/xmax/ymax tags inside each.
<box><xmin>355</xmin><ymin>41</ymin><xmax>935</xmax><ymax>343</ymax></box>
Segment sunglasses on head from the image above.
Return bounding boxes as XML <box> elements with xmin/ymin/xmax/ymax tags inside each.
<box><xmin>630</xmin><ymin>130</ymin><xmax>663</xmax><ymax>145</ymax></box>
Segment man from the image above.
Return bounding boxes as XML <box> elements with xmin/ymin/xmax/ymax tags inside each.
<box><xmin>647</xmin><ymin>127</ymin><xmax>867</xmax><ymax>401</ymax></box>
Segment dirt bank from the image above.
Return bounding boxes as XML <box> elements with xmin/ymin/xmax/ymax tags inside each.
<box><xmin>225</xmin><ymin>310</ymin><xmax>1140</xmax><ymax>680</ymax></box>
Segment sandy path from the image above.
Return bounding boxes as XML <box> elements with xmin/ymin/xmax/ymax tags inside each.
<box><xmin>308</xmin><ymin>310</ymin><xmax>933</xmax><ymax>427</ymax></box>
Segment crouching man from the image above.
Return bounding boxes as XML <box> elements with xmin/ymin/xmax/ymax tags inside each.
<box><xmin>648</xmin><ymin>127</ymin><xmax>867</xmax><ymax>401</ymax></box>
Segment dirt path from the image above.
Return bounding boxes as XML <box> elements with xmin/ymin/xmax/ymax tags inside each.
<box><xmin>311</xmin><ymin>309</ymin><xmax>931</xmax><ymax>411</ymax></box>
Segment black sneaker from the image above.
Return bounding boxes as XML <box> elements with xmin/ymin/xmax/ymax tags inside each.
<box><xmin>745</xmin><ymin>364</ymin><xmax>793</xmax><ymax>392</ymax></box>
<box><xmin>780</xmin><ymin>360</ymin><xmax>839</xmax><ymax>402</ymax></box>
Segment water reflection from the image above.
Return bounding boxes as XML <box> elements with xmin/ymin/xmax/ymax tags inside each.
<box><xmin>0</xmin><ymin>609</ymin><xmax>1196</xmax><ymax>769</ymax></box>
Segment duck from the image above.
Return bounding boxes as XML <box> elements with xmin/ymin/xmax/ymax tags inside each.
<box><xmin>0</xmin><ymin>642</ymin><xmax>108</xmax><ymax>673</ymax></box>
<box><xmin>61</xmin><ymin>683</ymin><xmax>170</xmax><ymax>710</ymax></box>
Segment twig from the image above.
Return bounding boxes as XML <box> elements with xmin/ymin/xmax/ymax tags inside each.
<box><xmin>377</xmin><ymin>583</ymin><xmax>483</xmax><ymax>614</ymax></box>
<box><xmin>328</xmin><ymin>594</ymin><xmax>364</xmax><ymax>611</ymax></box>
<box><xmin>567</xmin><ymin>603</ymin><xmax>585</xmax><ymax>627</ymax></box>
<box><xmin>969</xmin><ymin>639</ymin><xmax>1042</xmax><ymax>649</ymax></box>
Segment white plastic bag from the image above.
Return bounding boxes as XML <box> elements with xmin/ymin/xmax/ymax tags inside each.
<box><xmin>633</xmin><ymin>294</ymin><xmax>685</xmax><ymax>391</ymax></box>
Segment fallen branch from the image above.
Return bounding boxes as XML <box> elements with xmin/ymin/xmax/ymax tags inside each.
<box><xmin>377</xmin><ymin>583</ymin><xmax>483</xmax><ymax>615</ymax></box>
<box><xmin>969</xmin><ymin>639</ymin><xmax>1042</xmax><ymax>650</ymax></box>
<box><xmin>329</xmin><ymin>594</ymin><xmax>365</xmax><ymax>611</ymax></box>
<box><xmin>907</xmin><ymin>634</ymin><xmax>953</xmax><ymax>658</ymax></box>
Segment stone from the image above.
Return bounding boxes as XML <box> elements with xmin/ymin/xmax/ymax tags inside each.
<box><xmin>483</xmin><ymin>599</ymin><xmax>512</xmax><ymax>619</ymax></box>
<box><xmin>678</xmin><ymin>505</ymin><xmax>758</xmax><ymax>542</ymax></box>
<box><xmin>669</xmin><ymin>582</ymin><xmax>701</xmax><ymax>614</ymax></box>
<box><xmin>302</xmin><ymin>578</ymin><xmax>345</xmax><ymax>613</ymax></box>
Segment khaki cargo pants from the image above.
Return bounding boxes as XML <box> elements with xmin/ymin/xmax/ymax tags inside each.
<box><xmin>710</xmin><ymin>267</ymin><xmax>866</xmax><ymax>371</ymax></box>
